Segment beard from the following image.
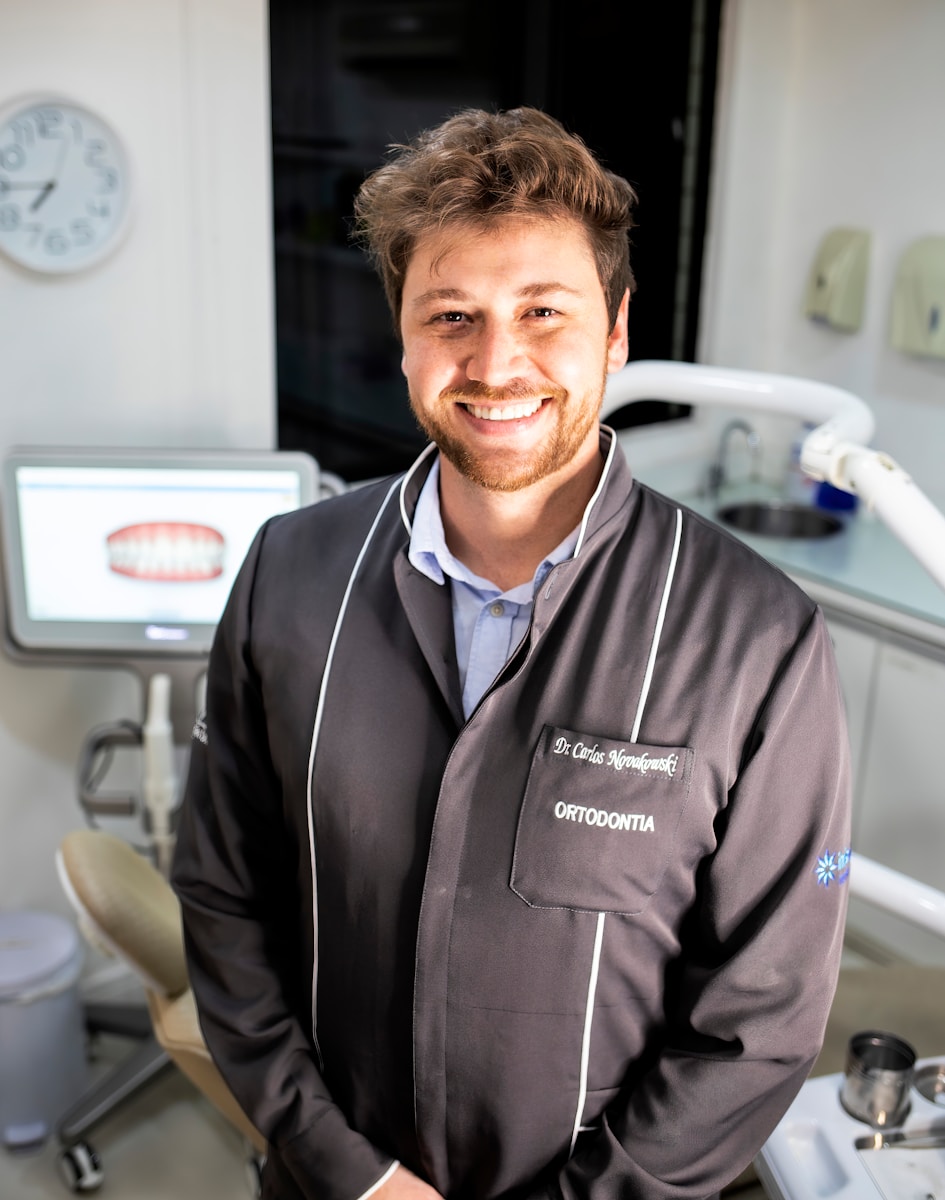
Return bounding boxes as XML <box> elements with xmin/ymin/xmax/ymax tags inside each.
<box><xmin>409</xmin><ymin>368</ymin><xmax>607</xmax><ymax>493</ymax></box>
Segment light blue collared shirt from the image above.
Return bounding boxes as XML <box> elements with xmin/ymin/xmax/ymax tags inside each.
<box><xmin>408</xmin><ymin>458</ymin><xmax>579</xmax><ymax>718</ymax></box>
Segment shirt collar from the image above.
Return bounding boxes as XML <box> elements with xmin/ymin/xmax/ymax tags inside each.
<box><xmin>407</xmin><ymin>455</ymin><xmax>580</xmax><ymax>596</ymax></box>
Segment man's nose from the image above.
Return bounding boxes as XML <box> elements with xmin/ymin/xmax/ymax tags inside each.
<box><xmin>465</xmin><ymin>323</ymin><xmax>525</xmax><ymax>386</ymax></box>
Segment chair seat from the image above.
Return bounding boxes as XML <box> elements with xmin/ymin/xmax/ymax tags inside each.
<box><xmin>148</xmin><ymin>987</ymin><xmax>206</xmax><ymax>1057</ymax></box>
<box><xmin>58</xmin><ymin>829</ymin><xmax>266</xmax><ymax>1158</ymax></box>
<box><xmin>147</xmin><ymin>989</ymin><xmax>266</xmax><ymax>1155</ymax></box>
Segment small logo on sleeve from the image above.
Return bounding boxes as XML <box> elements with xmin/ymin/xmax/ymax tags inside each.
<box><xmin>814</xmin><ymin>846</ymin><xmax>851</xmax><ymax>888</ymax></box>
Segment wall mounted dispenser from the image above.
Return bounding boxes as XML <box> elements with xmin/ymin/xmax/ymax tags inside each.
<box><xmin>890</xmin><ymin>235</ymin><xmax>945</xmax><ymax>361</ymax></box>
<box><xmin>803</xmin><ymin>228</ymin><xmax>870</xmax><ymax>333</ymax></box>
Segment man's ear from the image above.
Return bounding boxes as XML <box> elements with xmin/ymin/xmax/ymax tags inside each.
<box><xmin>606</xmin><ymin>288</ymin><xmax>630</xmax><ymax>374</ymax></box>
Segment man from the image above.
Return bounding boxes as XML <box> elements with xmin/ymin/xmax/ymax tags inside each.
<box><xmin>173</xmin><ymin>108</ymin><xmax>851</xmax><ymax>1200</ymax></box>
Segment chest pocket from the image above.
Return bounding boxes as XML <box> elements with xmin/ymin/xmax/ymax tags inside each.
<box><xmin>510</xmin><ymin>724</ymin><xmax>694</xmax><ymax>916</ymax></box>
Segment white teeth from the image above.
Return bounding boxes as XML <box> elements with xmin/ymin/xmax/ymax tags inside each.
<box><xmin>466</xmin><ymin>399</ymin><xmax>543</xmax><ymax>421</ymax></box>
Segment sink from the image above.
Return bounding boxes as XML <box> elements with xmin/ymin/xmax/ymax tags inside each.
<box><xmin>717</xmin><ymin>501</ymin><xmax>843</xmax><ymax>539</ymax></box>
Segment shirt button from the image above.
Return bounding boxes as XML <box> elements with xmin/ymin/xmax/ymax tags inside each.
<box><xmin>489</xmin><ymin>602</ymin><xmax>505</xmax><ymax>617</ymax></box>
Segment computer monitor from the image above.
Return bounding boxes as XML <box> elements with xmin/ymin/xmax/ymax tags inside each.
<box><xmin>1</xmin><ymin>447</ymin><xmax>319</xmax><ymax>660</ymax></box>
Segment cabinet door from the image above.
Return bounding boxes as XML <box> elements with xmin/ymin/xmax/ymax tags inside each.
<box><xmin>825</xmin><ymin>617</ymin><xmax>878</xmax><ymax>819</ymax></box>
<box><xmin>853</xmin><ymin>641</ymin><xmax>945</xmax><ymax>963</ymax></box>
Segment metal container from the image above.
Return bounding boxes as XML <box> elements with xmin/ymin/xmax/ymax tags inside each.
<box><xmin>840</xmin><ymin>1030</ymin><xmax>916</xmax><ymax>1128</ymax></box>
<box><xmin>913</xmin><ymin>1061</ymin><xmax>945</xmax><ymax>1107</ymax></box>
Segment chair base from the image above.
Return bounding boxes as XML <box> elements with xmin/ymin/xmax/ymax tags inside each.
<box><xmin>57</xmin><ymin>1003</ymin><xmax>173</xmax><ymax>1146</ymax></box>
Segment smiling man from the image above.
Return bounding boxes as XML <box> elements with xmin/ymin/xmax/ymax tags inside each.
<box><xmin>399</xmin><ymin>216</ymin><xmax>627</xmax><ymax>594</ymax></box>
<box><xmin>173</xmin><ymin>109</ymin><xmax>851</xmax><ymax>1200</ymax></box>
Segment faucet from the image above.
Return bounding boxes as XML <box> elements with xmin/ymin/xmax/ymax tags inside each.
<box><xmin>706</xmin><ymin>419</ymin><xmax>762</xmax><ymax>496</ymax></box>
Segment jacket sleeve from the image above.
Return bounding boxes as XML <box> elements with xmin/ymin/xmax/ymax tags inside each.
<box><xmin>526</xmin><ymin>606</ymin><xmax>851</xmax><ymax>1200</ymax></box>
<box><xmin>171</xmin><ymin>526</ymin><xmax>396</xmax><ymax>1200</ymax></box>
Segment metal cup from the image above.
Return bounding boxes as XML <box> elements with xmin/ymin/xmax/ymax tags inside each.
<box><xmin>840</xmin><ymin>1030</ymin><xmax>916</xmax><ymax>1127</ymax></box>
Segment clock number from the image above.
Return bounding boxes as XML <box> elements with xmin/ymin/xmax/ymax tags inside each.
<box><xmin>10</xmin><ymin>118</ymin><xmax>35</xmax><ymax>148</ymax></box>
<box><xmin>85</xmin><ymin>139</ymin><xmax>107</xmax><ymax>167</ymax></box>
<box><xmin>45</xmin><ymin>229</ymin><xmax>69</xmax><ymax>255</ymax></box>
<box><xmin>0</xmin><ymin>204</ymin><xmax>20</xmax><ymax>231</ymax></box>
<box><xmin>71</xmin><ymin>218</ymin><xmax>94</xmax><ymax>247</ymax></box>
<box><xmin>0</xmin><ymin>143</ymin><xmax>26</xmax><ymax>171</ymax></box>
<box><xmin>96</xmin><ymin>166</ymin><xmax>118</xmax><ymax>193</ymax></box>
<box><xmin>87</xmin><ymin>198</ymin><xmax>111</xmax><ymax>219</ymax></box>
<box><xmin>36</xmin><ymin>108</ymin><xmax>64</xmax><ymax>139</ymax></box>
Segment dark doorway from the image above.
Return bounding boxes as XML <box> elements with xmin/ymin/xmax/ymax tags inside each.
<box><xmin>270</xmin><ymin>0</ymin><xmax>721</xmax><ymax>480</ymax></box>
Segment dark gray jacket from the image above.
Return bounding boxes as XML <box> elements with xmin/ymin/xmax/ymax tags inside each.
<box><xmin>173</xmin><ymin>432</ymin><xmax>851</xmax><ymax>1200</ymax></box>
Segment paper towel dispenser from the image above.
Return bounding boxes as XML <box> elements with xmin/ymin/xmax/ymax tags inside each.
<box><xmin>803</xmin><ymin>228</ymin><xmax>870</xmax><ymax>333</ymax></box>
<box><xmin>890</xmin><ymin>235</ymin><xmax>945</xmax><ymax>361</ymax></box>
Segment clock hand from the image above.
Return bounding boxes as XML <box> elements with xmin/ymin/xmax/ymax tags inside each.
<box><xmin>29</xmin><ymin>181</ymin><xmax>56</xmax><ymax>212</ymax></box>
<box><xmin>0</xmin><ymin>179</ymin><xmax>54</xmax><ymax>195</ymax></box>
<box><xmin>52</xmin><ymin>128</ymin><xmax>72</xmax><ymax>181</ymax></box>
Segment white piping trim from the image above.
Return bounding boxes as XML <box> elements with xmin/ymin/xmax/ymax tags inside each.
<box><xmin>573</xmin><ymin>425</ymin><xmax>619</xmax><ymax>558</ymax></box>
<box><xmin>631</xmin><ymin>507</ymin><xmax>683</xmax><ymax>743</ymax></box>
<box><xmin>399</xmin><ymin>442</ymin><xmax>438</xmax><ymax>536</ymax></box>
<box><xmin>569</xmin><ymin>507</ymin><xmax>683</xmax><ymax>1153</ymax></box>
<box><xmin>353</xmin><ymin>1160</ymin><xmax>401</xmax><ymax>1200</ymax></box>
<box><xmin>306</xmin><ymin>476</ymin><xmax>404</xmax><ymax>1055</ymax></box>
<box><xmin>570</xmin><ymin>911</ymin><xmax>606</xmax><ymax>1155</ymax></box>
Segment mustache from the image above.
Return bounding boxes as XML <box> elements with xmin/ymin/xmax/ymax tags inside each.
<box><xmin>439</xmin><ymin>380</ymin><xmax>565</xmax><ymax>404</ymax></box>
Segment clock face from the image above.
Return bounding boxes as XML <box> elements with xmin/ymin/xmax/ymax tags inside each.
<box><xmin>0</xmin><ymin>97</ymin><xmax>130</xmax><ymax>274</ymax></box>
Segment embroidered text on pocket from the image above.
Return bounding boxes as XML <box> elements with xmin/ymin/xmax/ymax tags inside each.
<box><xmin>510</xmin><ymin>724</ymin><xmax>694</xmax><ymax>915</ymax></box>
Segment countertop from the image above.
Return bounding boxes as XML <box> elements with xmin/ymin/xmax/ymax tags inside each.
<box><xmin>660</xmin><ymin>479</ymin><xmax>945</xmax><ymax>650</ymax></box>
<box><xmin>757</xmin><ymin>1061</ymin><xmax>945</xmax><ymax>1200</ymax></box>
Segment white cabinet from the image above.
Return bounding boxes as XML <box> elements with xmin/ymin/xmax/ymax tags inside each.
<box><xmin>826</xmin><ymin>619</ymin><xmax>879</xmax><ymax>804</ymax></box>
<box><xmin>825</xmin><ymin>612</ymin><xmax>945</xmax><ymax>964</ymax></box>
<box><xmin>856</xmin><ymin>642</ymin><xmax>945</xmax><ymax>882</ymax></box>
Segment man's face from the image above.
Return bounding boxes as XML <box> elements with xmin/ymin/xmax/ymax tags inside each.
<box><xmin>399</xmin><ymin>216</ymin><xmax>629</xmax><ymax>493</ymax></box>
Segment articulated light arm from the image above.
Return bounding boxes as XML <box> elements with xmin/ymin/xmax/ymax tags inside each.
<box><xmin>603</xmin><ymin>360</ymin><xmax>945</xmax><ymax>592</ymax></box>
<box><xmin>602</xmin><ymin>359</ymin><xmax>876</xmax><ymax>444</ymax></box>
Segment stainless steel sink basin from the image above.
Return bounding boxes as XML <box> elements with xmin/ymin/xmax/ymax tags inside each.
<box><xmin>716</xmin><ymin>501</ymin><xmax>843</xmax><ymax>539</ymax></box>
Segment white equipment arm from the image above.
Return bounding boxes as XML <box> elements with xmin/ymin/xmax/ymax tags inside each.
<box><xmin>603</xmin><ymin>360</ymin><xmax>945</xmax><ymax>591</ymax></box>
<box><xmin>143</xmin><ymin>672</ymin><xmax>177</xmax><ymax>877</ymax></box>
<box><xmin>850</xmin><ymin>853</ymin><xmax>945</xmax><ymax>943</ymax></box>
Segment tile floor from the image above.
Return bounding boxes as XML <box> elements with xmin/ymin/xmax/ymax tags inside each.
<box><xmin>0</xmin><ymin>1042</ymin><xmax>254</xmax><ymax>1200</ymax></box>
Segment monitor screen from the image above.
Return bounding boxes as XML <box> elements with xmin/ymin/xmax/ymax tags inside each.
<box><xmin>1</xmin><ymin>448</ymin><xmax>319</xmax><ymax>658</ymax></box>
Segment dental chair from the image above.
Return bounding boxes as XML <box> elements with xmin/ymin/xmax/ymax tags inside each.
<box><xmin>55</xmin><ymin>828</ymin><xmax>265</xmax><ymax>1194</ymax></box>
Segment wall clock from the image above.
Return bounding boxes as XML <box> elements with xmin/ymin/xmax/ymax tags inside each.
<box><xmin>0</xmin><ymin>96</ymin><xmax>131</xmax><ymax>274</ymax></box>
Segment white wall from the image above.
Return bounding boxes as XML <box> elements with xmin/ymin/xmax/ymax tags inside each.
<box><xmin>0</xmin><ymin>0</ymin><xmax>273</xmax><ymax>920</ymax></box>
<box><xmin>699</xmin><ymin>0</ymin><xmax>945</xmax><ymax>502</ymax></box>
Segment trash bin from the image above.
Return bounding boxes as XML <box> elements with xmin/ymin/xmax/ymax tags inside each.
<box><xmin>0</xmin><ymin>910</ymin><xmax>88</xmax><ymax>1149</ymax></box>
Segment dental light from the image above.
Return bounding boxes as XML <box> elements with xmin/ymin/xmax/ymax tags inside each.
<box><xmin>603</xmin><ymin>360</ymin><xmax>945</xmax><ymax>592</ymax></box>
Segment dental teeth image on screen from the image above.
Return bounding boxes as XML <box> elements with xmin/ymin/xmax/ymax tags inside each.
<box><xmin>106</xmin><ymin>522</ymin><xmax>225</xmax><ymax>581</ymax></box>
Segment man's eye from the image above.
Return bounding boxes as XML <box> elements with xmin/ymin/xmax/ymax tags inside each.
<box><xmin>435</xmin><ymin>311</ymin><xmax>468</xmax><ymax>324</ymax></box>
<box><xmin>530</xmin><ymin>307</ymin><xmax>558</xmax><ymax>318</ymax></box>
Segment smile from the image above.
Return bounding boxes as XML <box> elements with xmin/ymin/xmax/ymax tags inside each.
<box><xmin>463</xmin><ymin>399</ymin><xmax>545</xmax><ymax>421</ymax></box>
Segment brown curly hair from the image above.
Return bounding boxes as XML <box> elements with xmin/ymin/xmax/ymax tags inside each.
<box><xmin>353</xmin><ymin>107</ymin><xmax>637</xmax><ymax>330</ymax></box>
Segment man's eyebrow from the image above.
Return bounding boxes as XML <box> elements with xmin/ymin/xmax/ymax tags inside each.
<box><xmin>409</xmin><ymin>287</ymin><xmax>469</xmax><ymax>308</ymax></box>
<box><xmin>517</xmin><ymin>282</ymin><xmax>585</xmax><ymax>300</ymax></box>
<box><xmin>409</xmin><ymin>281</ymin><xmax>585</xmax><ymax>308</ymax></box>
